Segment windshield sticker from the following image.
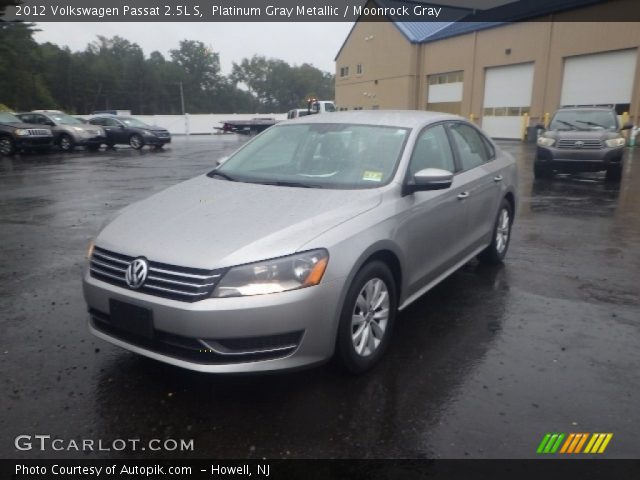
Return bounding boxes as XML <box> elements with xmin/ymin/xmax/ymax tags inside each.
<box><xmin>362</xmin><ymin>170</ymin><xmax>383</xmax><ymax>182</ymax></box>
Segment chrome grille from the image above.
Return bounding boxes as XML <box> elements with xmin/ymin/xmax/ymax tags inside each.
<box><xmin>557</xmin><ymin>139</ymin><xmax>602</xmax><ymax>149</ymax></box>
<box><xmin>90</xmin><ymin>246</ymin><xmax>224</xmax><ymax>302</ymax></box>
<box><xmin>27</xmin><ymin>129</ymin><xmax>51</xmax><ymax>136</ymax></box>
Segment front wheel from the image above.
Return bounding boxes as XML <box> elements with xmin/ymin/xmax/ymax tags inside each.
<box><xmin>129</xmin><ymin>134</ymin><xmax>144</xmax><ymax>150</ymax></box>
<box><xmin>58</xmin><ymin>134</ymin><xmax>74</xmax><ymax>152</ymax></box>
<box><xmin>478</xmin><ymin>199</ymin><xmax>513</xmax><ymax>265</ymax></box>
<box><xmin>0</xmin><ymin>136</ymin><xmax>16</xmax><ymax>156</ymax></box>
<box><xmin>336</xmin><ymin>261</ymin><xmax>397</xmax><ymax>374</ymax></box>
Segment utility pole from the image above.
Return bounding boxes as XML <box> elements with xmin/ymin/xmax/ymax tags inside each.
<box><xmin>178</xmin><ymin>81</ymin><xmax>189</xmax><ymax>136</ymax></box>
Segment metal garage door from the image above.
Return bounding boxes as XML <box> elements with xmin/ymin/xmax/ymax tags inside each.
<box><xmin>561</xmin><ymin>49</ymin><xmax>637</xmax><ymax>111</ymax></box>
<box><xmin>482</xmin><ymin>63</ymin><xmax>534</xmax><ymax>139</ymax></box>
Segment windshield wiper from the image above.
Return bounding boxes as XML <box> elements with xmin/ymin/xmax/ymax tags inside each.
<box><xmin>208</xmin><ymin>170</ymin><xmax>237</xmax><ymax>182</ymax></box>
<box><xmin>556</xmin><ymin>120</ymin><xmax>582</xmax><ymax>130</ymax></box>
<box><xmin>255</xmin><ymin>180</ymin><xmax>317</xmax><ymax>188</ymax></box>
<box><xmin>576</xmin><ymin>120</ymin><xmax>608</xmax><ymax>129</ymax></box>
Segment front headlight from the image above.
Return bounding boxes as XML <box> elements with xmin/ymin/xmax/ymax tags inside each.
<box><xmin>605</xmin><ymin>137</ymin><xmax>625</xmax><ymax>148</ymax></box>
<box><xmin>142</xmin><ymin>130</ymin><xmax>155</xmax><ymax>136</ymax></box>
<box><xmin>73</xmin><ymin>127</ymin><xmax>84</xmax><ymax>132</ymax></box>
<box><xmin>537</xmin><ymin>136</ymin><xmax>556</xmax><ymax>147</ymax></box>
<box><xmin>212</xmin><ymin>249</ymin><xmax>329</xmax><ymax>298</ymax></box>
<box><xmin>15</xmin><ymin>129</ymin><xmax>29</xmax><ymax>136</ymax></box>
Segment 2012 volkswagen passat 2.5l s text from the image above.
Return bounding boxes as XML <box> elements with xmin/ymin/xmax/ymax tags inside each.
<box><xmin>83</xmin><ymin>111</ymin><xmax>517</xmax><ymax>373</ymax></box>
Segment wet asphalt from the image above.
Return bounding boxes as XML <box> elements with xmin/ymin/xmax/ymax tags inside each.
<box><xmin>1</xmin><ymin>136</ymin><xmax>639</xmax><ymax>459</ymax></box>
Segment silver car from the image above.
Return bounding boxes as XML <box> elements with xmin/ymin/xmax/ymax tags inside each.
<box><xmin>83</xmin><ymin>111</ymin><xmax>517</xmax><ymax>374</ymax></box>
<box><xmin>17</xmin><ymin>111</ymin><xmax>106</xmax><ymax>152</ymax></box>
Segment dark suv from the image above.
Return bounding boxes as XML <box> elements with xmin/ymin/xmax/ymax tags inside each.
<box><xmin>534</xmin><ymin>107</ymin><xmax>631</xmax><ymax>181</ymax></box>
<box><xmin>0</xmin><ymin>112</ymin><xmax>53</xmax><ymax>156</ymax></box>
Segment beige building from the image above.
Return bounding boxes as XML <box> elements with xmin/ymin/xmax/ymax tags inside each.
<box><xmin>335</xmin><ymin>0</ymin><xmax>640</xmax><ymax>138</ymax></box>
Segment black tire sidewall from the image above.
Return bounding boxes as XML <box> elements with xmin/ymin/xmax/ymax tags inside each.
<box><xmin>336</xmin><ymin>261</ymin><xmax>397</xmax><ymax>374</ymax></box>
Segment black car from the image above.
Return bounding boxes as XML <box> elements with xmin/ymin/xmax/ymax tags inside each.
<box><xmin>0</xmin><ymin>112</ymin><xmax>54</xmax><ymax>156</ymax></box>
<box><xmin>534</xmin><ymin>107</ymin><xmax>631</xmax><ymax>182</ymax></box>
<box><xmin>89</xmin><ymin>116</ymin><xmax>171</xmax><ymax>150</ymax></box>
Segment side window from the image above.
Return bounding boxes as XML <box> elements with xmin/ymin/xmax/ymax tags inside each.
<box><xmin>104</xmin><ymin>118</ymin><xmax>120</xmax><ymax>127</ymax></box>
<box><xmin>449</xmin><ymin>123</ymin><xmax>490</xmax><ymax>171</ymax></box>
<box><xmin>36</xmin><ymin>115</ymin><xmax>51</xmax><ymax>125</ymax></box>
<box><xmin>407</xmin><ymin>124</ymin><xmax>455</xmax><ymax>177</ymax></box>
<box><xmin>90</xmin><ymin>118</ymin><xmax>104</xmax><ymax>126</ymax></box>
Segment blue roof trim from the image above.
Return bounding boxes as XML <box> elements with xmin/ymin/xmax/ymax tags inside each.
<box><xmin>379</xmin><ymin>0</ymin><xmax>610</xmax><ymax>44</ymax></box>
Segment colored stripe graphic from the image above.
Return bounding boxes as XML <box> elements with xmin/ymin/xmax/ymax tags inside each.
<box><xmin>584</xmin><ymin>433</ymin><xmax>613</xmax><ymax>454</ymax></box>
<box><xmin>539</xmin><ymin>433</ymin><xmax>613</xmax><ymax>454</ymax></box>
<box><xmin>537</xmin><ymin>433</ymin><xmax>565</xmax><ymax>454</ymax></box>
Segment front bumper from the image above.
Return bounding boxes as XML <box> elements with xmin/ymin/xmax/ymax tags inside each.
<box><xmin>536</xmin><ymin>146</ymin><xmax>623</xmax><ymax>171</ymax></box>
<box><xmin>74</xmin><ymin>135</ymin><xmax>106</xmax><ymax>146</ymax></box>
<box><xmin>15</xmin><ymin>136</ymin><xmax>53</xmax><ymax>149</ymax></box>
<box><xmin>83</xmin><ymin>270</ymin><xmax>345</xmax><ymax>373</ymax></box>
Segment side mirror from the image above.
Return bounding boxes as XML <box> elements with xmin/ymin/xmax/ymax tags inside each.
<box><xmin>119</xmin><ymin>124</ymin><xmax>125</xmax><ymax>129</ymax></box>
<box><xmin>45</xmin><ymin>121</ymin><xmax>55</xmax><ymax>126</ymax></box>
<box><xmin>621</xmin><ymin>122</ymin><xmax>633</xmax><ymax>131</ymax></box>
<box><xmin>403</xmin><ymin>168</ymin><xmax>453</xmax><ymax>196</ymax></box>
<box><xmin>215</xmin><ymin>156</ymin><xmax>229</xmax><ymax>167</ymax></box>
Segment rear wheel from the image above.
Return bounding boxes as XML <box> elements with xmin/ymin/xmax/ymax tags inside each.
<box><xmin>58</xmin><ymin>134</ymin><xmax>74</xmax><ymax>152</ymax></box>
<box><xmin>336</xmin><ymin>261</ymin><xmax>397</xmax><ymax>374</ymax></box>
<box><xmin>478</xmin><ymin>199</ymin><xmax>513</xmax><ymax>265</ymax></box>
<box><xmin>0</xmin><ymin>136</ymin><xmax>16</xmax><ymax>156</ymax></box>
<box><xmin>605</xmin><ymin>164</ymin><xmax>622</xmax><ymax>182</ymax></box>
<box><xmin>87</xmin><ymin>144</ymin><xmax>101</xmax><ymax>152</ymax></box>
<box><xmin>534</xmin><ymin>162</ymin><xmax>552</xmax><ymax>179</ymax></box>
<box><xmin>129</xmin><ymin>134</ymin><xmax>144</xmax><ymax>150</ymax></box>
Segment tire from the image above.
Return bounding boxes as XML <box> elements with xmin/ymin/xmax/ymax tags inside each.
<box><xmin>335</xmin><ymin>261</ymin><xmax>397</xmax><ymax>374</ymax></box>
<box><xmin>478</xmin><ymin>199</ymin><xmax>513</xmax><ymax>265</ymax></box>
<box><xmin>129</xmin><ymin>134</ymin><xmax>144</xmax><ymax>150</ymax></box>
<box><xmin>605</xmin><ymin>164</ymin><xmax>622</xmax><ymax>182</ymax></box>
<box><xmin>106</xmin><ymin>142</ymin><xmax>115</xmax><ymax>149</ymax></box>
<box><xmin>87</xmin><ymin>144</ymin><xmax>101</xmax><ymax>152</ymax></box>
<box><xmin>533</xmin><ymin>162</ymin><xmax>552</xmax><ymax>179</ymax></box>
<box><xmin>0</xmin><ymin>136</ymin><xmax>16</xmax><ymax>156</ymax></box>
<box><xmin>58</xmin><ymin>134</ymin><xmax>74</xmax><ymax>152</ymax></box>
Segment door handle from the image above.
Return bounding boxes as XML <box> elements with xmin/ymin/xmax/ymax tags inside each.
<box><xmin>493</xmin><ymin>175</ymin><xmax>503</xmax><ymax>182</ymax></box>
<box><xmin>457</xmin><ymin>192</ymin><xmax>469</xmax><ymax>200</ymax></box>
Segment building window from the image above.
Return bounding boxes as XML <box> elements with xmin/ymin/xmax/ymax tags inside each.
<box><xmin>356</xmin><ymin>64</ymin><xmax>363</xmax><ymax>74</ymax></box>
<box><xmin>340</xmin><ymin>66</ymin><xmax>350</xmax><ymax>77</ymax></box>
<box><xmin>428</xmin><ymin>71</ymin><xmax>463</xmax><ymax>85</ymax></box>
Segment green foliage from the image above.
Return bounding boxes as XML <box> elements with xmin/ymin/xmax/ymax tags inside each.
<box><xmin>0</xmin><ymin>27</ymin><xmax>335</xmax><ymax>114</ymax></box>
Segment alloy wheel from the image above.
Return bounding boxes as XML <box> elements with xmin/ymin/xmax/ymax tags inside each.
<box><xmin>351</xmin><ymin>278</ymin><xmax>390</xmax><ymax>357</ymax></box>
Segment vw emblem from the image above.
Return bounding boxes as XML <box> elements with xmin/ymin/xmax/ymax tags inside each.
<box><xmin>574</xmin><ymin>140</ymin><xmax>584</xmax><ymax>148</ymax></box>
<box><xmin>125</xmin><ymin>258</ymin><xmax>148</xmax><ymax>289</ymax></box>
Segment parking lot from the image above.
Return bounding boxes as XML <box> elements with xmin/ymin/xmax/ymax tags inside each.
<box><xmin>1</xmin><ymin>136</ymin><xmax>639</xmax><ymax>459</ymax></box>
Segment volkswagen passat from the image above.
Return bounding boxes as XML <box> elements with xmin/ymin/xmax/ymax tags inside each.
<box><xmin>83</xmin><ymin>111</ymin><xmax>517</xmax><ymax>373</ymax></box>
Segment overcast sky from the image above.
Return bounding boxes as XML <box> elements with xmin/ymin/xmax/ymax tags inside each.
<box><xmin>33</xmin><ymin>22</ymin><xmax>354</xmax><ymax>74</ymax></box>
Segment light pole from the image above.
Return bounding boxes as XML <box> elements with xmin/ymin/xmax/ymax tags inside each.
<box><xmin>176</xmin><ymin>81</ymin><xmax>188</xmax><ymax>136</ymax></box>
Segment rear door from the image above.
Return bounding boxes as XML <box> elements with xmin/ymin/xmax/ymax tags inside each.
<box><xmin>447</xmin><ymin>122</ymin><xmax>502</xmax><ymax>254</ymax></box>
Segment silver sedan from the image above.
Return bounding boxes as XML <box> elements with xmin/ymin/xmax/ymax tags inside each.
<box><xmin>83</xmin><ymin>111</ymin><xmax>517</xmax><ymax>373</ymax></box>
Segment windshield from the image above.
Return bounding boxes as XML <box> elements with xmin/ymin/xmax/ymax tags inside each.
<box><xmin>550</xmin><ymin>110</ymin><xmax>618</xmax><ymax>131</ymax></box>
<box><xmin>48</xmin><ymin>113</ymin><xmax>83</xmax><ymax>125</ymax></box>
<box><xmin>213</xmin><ymin>123</ymin><xmax>410</xmax><ymax>189</ymax></box>
<box><xmin>120</xmin><ymin>117</ymin><xmax>150</xmax><ymax>128</ymax></box>
<box><xmin>0</xmin><ymin>112</ymin><xmax>21</xmax><ymax>123</ymax></box>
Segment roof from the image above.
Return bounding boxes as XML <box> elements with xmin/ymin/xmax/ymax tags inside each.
<box><xmin>281</xmin><ymin>110</ymin><xmax>464</xmax><ymax>129</ymax></box>
<box><xmin>336</xmin><ymin>0</ymin><xmax>609</xmax><ymax>59</ymax></box>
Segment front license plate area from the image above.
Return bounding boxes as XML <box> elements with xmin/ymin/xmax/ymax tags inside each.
<box><xmin>109</xmin><ymin>299</ymin><xmax>154</xmax><ymax>340</ymax></box>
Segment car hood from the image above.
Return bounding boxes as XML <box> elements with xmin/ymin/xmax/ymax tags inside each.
<box><xmin>3</xmin><ymin>122</ymin><xmax>51</xmax><ymax>130</ymax></box>
<box><xmin>96</xmin><ymin>175</ymin><xmax>382</xmax><ymax>269</ymax></box>
<box><xmin>545</xmin><ymin>129</ymin><xmax>620</xmax><ymax>141</ymax></box>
